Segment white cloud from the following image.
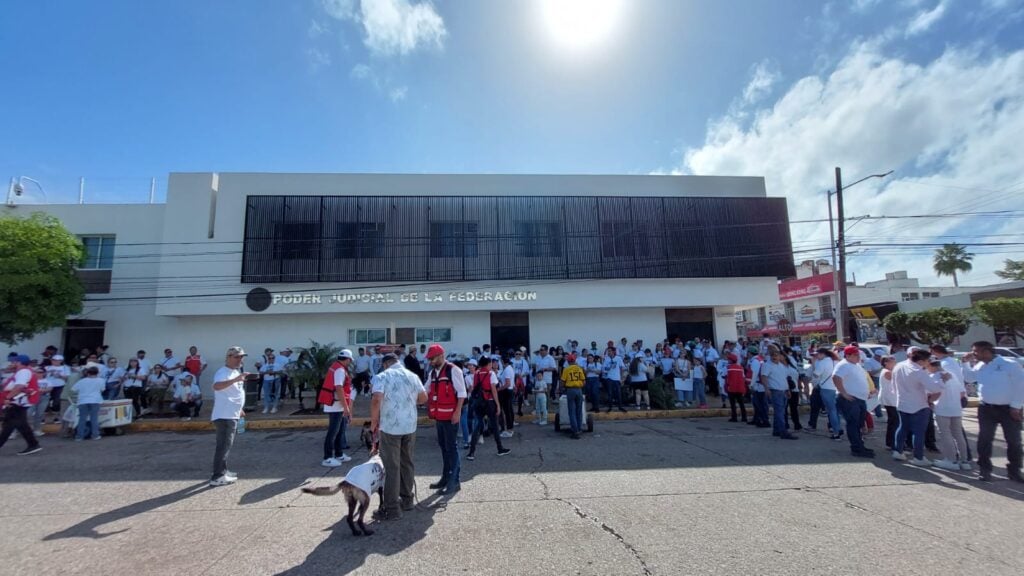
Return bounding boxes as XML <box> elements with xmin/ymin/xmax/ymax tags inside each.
<box><xmin>308</xmin><ymin>19</ymin><xmax>326</xmax><ymax>39</ymax></box>
<box><xmin>323</xmin><ymin>0</ymin><xmax>446</xmax><ymax>57</ymax></box>
<box><xmin>350</xmin><ymin>63</ymin><xmax>374</xmax><ymax>80</ymax></box>
<box><xmin>389</xmin><ymin>86</ymin><xmax>408</xmax><ymax>102</ymax></box>
<box><xmin>306</xmin><ymin>47</ymin><xmax>332</xmax><ymax>71</ymax></box>
<box><xmin>350</xmin><ymin>63</ymin><xmax>409</xmax><ymax>103</ymax></box>
<box><xmin>679</xmin><ymin>39</ymin><xmax>1024</xmax><ymax>286</ymax></box>
<box><xmin>905</xmin><ymin>0</ymin><xmax>950</xmax><ymax>36</ymax></box>
<box><xmin>852</xmin><ymin>0</ymin><xmax>883</xmax><ymax>13</ymax></box>
<box><xmin>742</xmin><ymin>61</ymin><xmax>780</xmax><ymax>105</ymax></box>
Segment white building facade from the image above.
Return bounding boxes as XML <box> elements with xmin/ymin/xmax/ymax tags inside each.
<box><xmin>3</xmin><ymin>173</ymin><xmax>795</xmax><ymax>392</ymax></box>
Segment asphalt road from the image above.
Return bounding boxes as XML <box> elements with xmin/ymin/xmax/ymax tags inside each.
<box><xmin>1</xmin><ymin>413</ymin><xmax>1022</xmax><ymax>576</ymax></box>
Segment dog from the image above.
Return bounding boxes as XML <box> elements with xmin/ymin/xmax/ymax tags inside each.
<box><xmin>302</xmin><ymin>453</ymin><xmax>386</xmax><ymax>536</ymax></box>
<box><xmin>360</xmin><ymin>421</ymin><xmax>374</xmax><ymax>450</ymax></box>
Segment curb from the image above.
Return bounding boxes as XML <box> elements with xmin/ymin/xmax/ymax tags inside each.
<box><xmin>41</xmin><ymin>398</ymin><xmax>983</xmax><ymax>435</ymax></box>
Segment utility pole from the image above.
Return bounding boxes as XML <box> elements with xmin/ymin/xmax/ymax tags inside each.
<box><xmin>827</xmin><ymin>189</ymin><xmax>842</xmax><ymax>342</ymax></box>
<box><xmin>836</xmin><ymin>167</ymin><xmax>852</xmax><ymax>342</ymax></box>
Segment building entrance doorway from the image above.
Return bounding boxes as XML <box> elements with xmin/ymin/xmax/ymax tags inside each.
<box><xmin>490</xmin><ymin>311</ymin><xmax>529</xmax><ymax>357</ymax></box>
<box><xmin>665</xmin><ymin>308</ymin><xmax>713</xmax><ymax>343</ymax></box>
<box><xmin>62</xmin><ymin>319</ymin><xmax>106</xmax><ymax>359</ymax></box>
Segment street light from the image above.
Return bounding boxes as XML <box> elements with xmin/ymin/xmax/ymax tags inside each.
<box><xmin>828</xmin><ymin>168</ymin><xmax>893</xmax><ymax>342</ymax></box>
<box><xmin>5</xmin><ymin>176</ymin><xmax>49</xmax><ymax>206</ymax></box>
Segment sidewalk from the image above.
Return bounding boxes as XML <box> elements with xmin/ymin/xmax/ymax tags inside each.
<box><xmin>40</xmin><ymin>394</ymin><xmax>984</xmax><ymax>435</ymax></box>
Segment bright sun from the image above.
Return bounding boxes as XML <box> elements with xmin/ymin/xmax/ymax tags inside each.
<box><xmin>540</xmin><ymin>0</ymin><xmax>625</xmax><ymax>52</ymax></box>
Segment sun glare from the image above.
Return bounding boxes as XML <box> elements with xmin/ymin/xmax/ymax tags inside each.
<box><xmin>540</xmin><ymin>0</ymin><xmax>625</xmax><ymax>52</ymax></box>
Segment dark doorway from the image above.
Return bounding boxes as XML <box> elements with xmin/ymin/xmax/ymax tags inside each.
<box><xmin>665</xmin><ymin>308</ymin><xmax>713</xmax><ymax>343</ymax></box>
<box><xmin>62</xmin><ymin>319</ymin><xmax>106</xmax><ymax>359</ymax></box>
<box><xmin>490</xmin><ymin>311</ymin><xmax>529</xmax><ymax>357</ymax></box>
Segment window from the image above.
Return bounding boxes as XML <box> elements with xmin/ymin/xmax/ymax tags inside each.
<box><xmin>415</xmin><ymin>328</ymin><xmax>452</xmax><ymax>343</ymax></box>
<box><xmin>336</xmin><ymin>222</ymin><xmax>386</xmax><ymax>259</ymax></box>
<box><xmin>757</xmin><ymin>307</ymin><xmax>768</xmax><ymax>327</ymax></box>
<box><xmin>79</xmin><ymin>236</ymin><xmax>116</xmax><ymax>269</ymax></box>
<box><xmin>922</xmin><ymin>291</ymin><xmax>940</xmax><ymax>299</ymax></box>
<box><xmin>783</xmin><ymin>302</ymin><xmax>796</xmax><ymax>322</ymax></box>
<box><xmin>430</xmin><ymin>222</ymin><xmax>478</xmax><ymax>258</ymax></box>
<box><xmin>600</xmin><ymin>221</ymin><xmax>634</xmax><ymax>259</ymax></box>
<box><xmin>274</xmin><ymin>223</ymin><xmax>318</xmax><ymax>260</ymax></box>
<box><xmin>901</xmin><ymin>292</ymin><xmax>920</xmax><ymax>301</ymax></box>
<box><xmin>348</xmin><ymin>329</ymin><xmax>388</xmax><ymax>345</ymax></box>
<box><xmin>818</xmin><ymin>295</ymin><xmax>833</xmax><ymax>319</ymax></box>
<box><xmin>515</xmin><ymin>222</ymin><xmax>562</xmax><ymax>258</ymax></box>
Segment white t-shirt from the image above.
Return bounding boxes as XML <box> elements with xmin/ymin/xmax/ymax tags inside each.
<box><xmin>879</xmin><ymin>371</ymin><xmax>898</xmax><ymax>407</ymax></box>
<box><xmin>536</xmin><ymin>355</ymin><xmax>557</xmax><ymax>385</ymax></box>
<box><xmin>354</xmin><ymin>354</ymin><xmax>372</xmax><ymax>374</ymax></box>
<box><xmin>122</xmin><ymin>368</ymin><xmax>145</xmax><ymax>388</ymax></box>
<box><xmin>44</xmin><ymin>365</ymin><xmax>70</xmax><ymax>389</ymax></box>
<box><xmin>372</xmin><ymin>365</ymin><xmax>425</xmax><ymax>436</ymax></box>
<box><xmin>211</xmin><ymin>366</ymin><xmax>245</xmax><ymax>421</ymax></box>
<box><xmin>933</xmin><ymin>371</ymin><xmax>965</xmax><ymax>417</ymax></box>
<box><xmin>160</xmin><ymin>356</ymin><xmax>181</xmax><ymax>376</ymax></box>
<box><xmin>73</xmin><ymin>376</ymin><xmax>106</xmax><ymax>405</ymax></box>
<box><xmin>603</xmin><ymin>356</ymin><xmax>625</xmax><ymax>381</ymax></box>
<box><xmin>324</xmin><ymin>365</ymin><xmax>349</xmax><ymax>414</ymax></box>
<box><xmin>833</xmin><ymin>360</ymin><xmax>870</xmax><ymax>401</ymax></box>
<box><xmin>500</xmin><ymin>365</ymin><xmax>516</xmax><ymax>391</ymax></box>
<box><xmin>631</xmin><ymin>357</ymin><xmax>648</xmax><ymax>383</ymax></box>
<box><xmin>813</xmin><ymin>357</ymin><xmax>836</xmax><ymax>391</ymax></box>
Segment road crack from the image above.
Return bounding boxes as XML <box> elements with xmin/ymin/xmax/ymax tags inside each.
<box><xmin>558</xmin><ymin>498</ymin><xmax>653</xmax><ymax>576</ymax></box>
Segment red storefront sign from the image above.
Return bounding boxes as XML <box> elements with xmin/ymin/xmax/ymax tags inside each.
<box><xmin>746</xmin><ymin>319</ymin><xmax>836</xmax><ymax>338</ymax></box>
<box><xmin>778</xmin><ymin>273</ymin><xmax>835</xmax><ymax>301</ymax></box>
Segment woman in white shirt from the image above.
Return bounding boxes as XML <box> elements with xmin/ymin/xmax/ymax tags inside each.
<box><xmin>585</xmin><ymin>354</ymin><xmax>603</xmax><ymax>413</ymax></box>
<box><xmin>122</xmin><ymin>358</ymin><xmax>146</xmax><ymax>419</ymax></box>
<box><xmin>73</xmin><ymin>366</ymin><xmax>105</xmax><ymax>440</ymax></box>
<box><xmin>808</xmin><ymin>348</ymin><xmax>840</xmax><ymax>437</ymax></box>
<box><xmin>103</xmin><ymin>358</ymin><xmax>125</xmax><ymax>400</ymax></box>
<box><xmin>145</xmin><ymin>365</ymin><xmax>171</xmax><ymax>415</ymax></box>
<box><xmin>632</xmin><ymin>354</ymin><xmax>650</xmax><ymax>410</ymax></box>
<box><xmin>879</xmin><ymin>356</ymin><xmax>899</xmax><ymax>451</ymax></box>
<box><xmin>673</xmin><ymin>353</ymin><xmax>693</xmax><ymax>407</ymax></box>
<box><xmin>931</xmin><ymin>360</ymin><xmax>970</xmax><ymax>471</ymax></box>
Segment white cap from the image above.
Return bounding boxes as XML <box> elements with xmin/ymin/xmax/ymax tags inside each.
<box><xmin>339</xmin><ymin>349</ymin><xmax>354</xmax><ymax>360</ymax></box>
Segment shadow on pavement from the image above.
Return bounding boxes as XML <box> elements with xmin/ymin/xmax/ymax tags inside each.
<box><xmin>41</xmin><ymin>482</ymin><xmax>208</xmax><ymax>540</ymax></box>
<box><xmin>275</xmin><ymin>492</ymin><xmax>445</xmax><ymax>576</ymax></box>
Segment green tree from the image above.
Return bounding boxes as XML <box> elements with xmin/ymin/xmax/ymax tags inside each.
<box><xmin>973</xmin><ymin>298</ymin><xmax>1024</xmax><ymax>341</ymax></box>
<box><xmin>883</xmin><ymin>308</ymin><xmax>971</xmax><ymax>345</ymax></box>
<box><xmin>0</xmin><ymin>213</ymin><xmax>85</xmax><ymax>345</ymax></box>
<box><xmin>286</xmin><ymin>340</ymin><xmax>343</xmax><ymax>411</ymax></box>
<box><xmin>994</xmin><ymin>259</ymin><xmax>1024</xmax><ymax>281</ymax></box>
<box><xmin>932</xmin><ymin>243</ymin><xmax>974</xmax><ymax>287</ymax></box>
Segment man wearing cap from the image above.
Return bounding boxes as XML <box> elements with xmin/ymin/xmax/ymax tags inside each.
<box><xmin>209</xmin><ymin>347</ymin><xmax>250</xmax><ymax>487</ymax></box>
<box><xmin>832</xmin><ymin>346</ymin><xmax>878</xmax><ymax>458</ymax></box>
<box><xmin>371</xmin><ymin>353</ymin><xmax>427</xmax><ymax>520</ymax></box>
<box><xmin>0</xmin><ymin>355</ymin><xmax>43</xmax><ymax>455</ymax></box>
<box><xmin>424</xmin><ymin>344</ymin><xmax>466</xmax><ymax>495</ymax></box>
<box><xmin>321</xmin><ymin>350</ymin><xmax>355</xmax><ymax>468</ymax></box>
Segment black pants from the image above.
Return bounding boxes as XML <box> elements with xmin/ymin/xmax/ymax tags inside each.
<box><xmin>884</xmin><ymin>405</ymin><xmax>900</xmax><ymax>450</ymax></box>
<box><xmin>926</xmin><ymin>412</ymin><xmax>938</xmax><ymax>450</ymax></box>
<box><xmin>469</xmin><ymin>401</ymin><xmax>505</xmax><ymax>456</ymax></box>
<box><xmin>125</xmin><ymin>387</ymin><xmax>143</xmax><ymax>417</ymax></box>
<box><xmin>706</xmin><ymin>364</ymin><xmax>719</xmax><ymax>395</ymax></box>
<box><xmin>0</xmin><ymin>405</ymin><xmax>39</xmax><ymax>451</ymax></box>
<box><xmin>977</xmin><ymin>403</ymin><xmax>1023</xmax><ymax>475</ymax></box>
<box><xmin>49</xmin><ymin>386</ymin><xmax>64</xmax><ymax>413</ymax></box>
<box><xmin>498</xmin><ymin>389</ymin><xmax>515</xmax><ymax>431</ymax></box>
<box><xmin>807</xmin><ymin>387</ymin><xmax>823</xmax><ymax>428</ymax></box>
<box><xmin>176</xmin><ymin>401</ymin><xmax>198</xmax><ymax>418</ymax></box>
<box><xmin>787</xmin><ymin>388</ymin><xmax>802</xmax><ymax>430</ymax></box>
<box><xmin>728</xmin><ymin>392</ymin><xmax>747</xmax><ymax>421</ymax></box>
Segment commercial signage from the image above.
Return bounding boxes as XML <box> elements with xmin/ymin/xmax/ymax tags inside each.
<box><xmin>778</xmin><ymin>273</ymin><xmax>835</xmax><ymax>301</ymax></box>
<box><xmin>268</xmin><ymin>289</ymin><xmax>538</xmax><ymax>307</ymax></box>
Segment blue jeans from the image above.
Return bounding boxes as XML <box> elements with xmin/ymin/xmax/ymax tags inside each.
<box><xmin>896</xmin><ymin>408</ymin><xmax>930</xmax><ymax>460</ymax></box>
<box><xmin>435</xmin><ymin>420</ymin><xmax>460</xmax><ymax>489</ymax></box>
<box><xmin>262</xmin><ymin>378</ymin><xmax>279</xmax><ymax>410</ymax></box>
<box><xmin>585</xmin><ymin>377</ymin><xmax>601</xmax><ymax>409</ymax></box>
<box><xmin>565</xmin><ymin>388</ymin><xmax>584</xmax><ymax>433</ymax></box>
<box><xmin>818</xmin><ymin>388</ymin><xmax>841</xmax><ymax>434</ymax></box>
<box><xmin>692</xmin><ymin>378</ymin><xmax>706</xmax><ymax>405</ymax></box>
<box><xmin>535</xmin><ymin>392</ymin><xmax>548</xmax><ymax>422</ymax></box>
<box><xmin>837</xmin><ymin>395</ymin><xmax>867</xmax><ymax>452</ymax></box>
<box><xmin>460</xmin><ymin>404</ymin><xmax>471</xmax><ymax>446</ymax></box>
<box><xmin>752</xmin><ymin>391</ymin><xmax>768</xmax><ymax>425</ymax></box>
<box><xmin>76</xmin><ymin>403</ymin><xmax>101</xmax><ymax>439</ymax></box>
<box><xmin>603</xmin><ymin>378</ymin><xmax>623</xmax><ymax>409</ymax></box>
<box><xmin>770</xmin><ymin>391</ymin><xmax>788</xmax><ymax>435</ymax></box>
<box><xmin>323</xmin><ymin>411</ymin><xmax>347</xmax><ymax>460</ymax></box>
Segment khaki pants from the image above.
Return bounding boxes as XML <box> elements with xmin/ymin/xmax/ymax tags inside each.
<box><xmin>380</xmin><ymin>431</ymin><xmax>416</xmax><ymax>514</ymax></box>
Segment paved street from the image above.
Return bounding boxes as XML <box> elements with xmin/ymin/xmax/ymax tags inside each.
<box><xmin>2</xmin><ymin>413</ymin><xmax>1022</xmax><ymax>576</ymax></box>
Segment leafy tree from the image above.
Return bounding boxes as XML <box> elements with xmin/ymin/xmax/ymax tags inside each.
<box><xmin>994</xmin><ymin>259</ymin><xmax>1024</xmax><ymax>281</ymax></box>
<box><xmin>883</xmin><ymin>308</ymin><xmax>971</xmax><ymax>345</ymax></box>
<box><xmin>0</xmin><ymin>213</ymin><xmax>85</xmax><ymax>345</ymax></box>
<box><xmin>286</xmin><ymin>340</ymin><xmax>343</xmax><ymax>411</ymax></box>
<box><xmin>932</xmin><ymin>243</ymin><xmax>974</xmax><ymax>287</ymax></box>
<box><xmin>973</xmin><ymin>298</ymin><xmax>1024</xmax><ymax>341</ymax></box>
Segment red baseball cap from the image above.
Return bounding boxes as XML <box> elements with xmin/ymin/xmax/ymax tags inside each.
<box><xmin>426</xmin><ymin>344</ymin><xmax>445</xmax><ymax>359</ymax></box>
<box><xmin>843</xmin><ymin>345</ymin><xmax>861</xmax><ymax>357</ymax></box>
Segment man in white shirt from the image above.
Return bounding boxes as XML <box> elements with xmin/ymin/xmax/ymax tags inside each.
<box><xmin>602</xmin><ymin>348</ymin><xmax>627</xmax><ymax>413</ymax></box>
<box><xmin>209</xmin><ymin>347</ymin><xmax>249</xmax><ymax>487</ymax></box>
<box><xmin>832</xmin><ymin>346</ymin><xmax>877</xmax><ymax>458</ymax></box>
<box><xmin>371</xmin><ymin>353</ymin><xmax>427</xmax><ymax>520</ymax></box>
<box><xmin>44</xmin><ymin>355</ymin><xmax>70</xmax><ymax>420</ymax></box>
<box><xmin>0</xmin><ymin>355</ymin><xmax>43</xmax><ymax>455</ymax></box>
<box><xmin>275</xmin><ymin>348</ymin><xmax>296</xmax><ymax>400</ymax></box>
<box><xmin>160</xmin><ymin>349</ymin><xmax>183</xmax><ymax>378</ymax></box>
<box><xmin>760</xmin><ymin>349</ymin><xmax>798</xmax><ymax>440</ymax></box>
<box><xmin>499</xmin><ymin>360</ymin><xmax>517</xmax><ymax>432</ymax></box>
<box><xmin>891</xmin><ymin>349</ymin><xmax>947</xmax><ymax>465</ymax></box>
<box><xmin>963</xmin><ymin>340</ymin><xmax>1024</xmax><ymax>482</ymax></box>
<box><xmin>370</xmin><ymin>346</ymin><xmax>383</xmax><ymax>375</ymax></box>
<box><xmin>135</xmin><ymin>350</ymin><xmax>151</xmax><ymax>376</ymax></box>
<box><xmin>747</xmin><ymin>347</ymin><xmax>769</xmax><ymax>427</ymax></box>
<box><xmin>353</xmin><ymin>347</ymin><xmax>373</xmax><ymax>395</ymax></box>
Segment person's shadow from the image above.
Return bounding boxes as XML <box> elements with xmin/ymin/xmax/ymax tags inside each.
<box><xmin>43</xmin><ymin>482</ymin><xmax>208</xmax><ymax>540</ymax></box>
<box><xmin>275</xmin><ymin>492</ymin><xmax>445</xmax><ymax>576</ymax></box>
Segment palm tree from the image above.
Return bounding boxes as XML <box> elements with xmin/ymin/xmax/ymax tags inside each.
<box><xmin>932</xmin><ymin>243</ymin><xmax>974</xmax><ymax>287</ymax></box>
<box><xmin>287</xmin><ymin>340</ymin><xmax>343</xmax><ymax>411</ymax></box>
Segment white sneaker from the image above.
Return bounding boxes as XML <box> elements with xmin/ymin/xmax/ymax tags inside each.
<box><xmin>225</xmin><ymin>470</ymin><xmax>238</xmax><ymax>479</ymax></box>
<box><xmin>321</xmin><ymin>458</ymin><xmax>341</xmax><ymax>467</ymax></box>
<box><xmin>339</xmin><ymin>454</ymin><xmax>352</xmax><ymax>463</ymax></box>
<box><xmin>478</xmin><ymin>437</ymin><xmax>485</xmax><ymax>445</ymax></box>
<box><xmin>932</xmin><ymin>459</ymin><xmax>959</xmax><ymax>471</ymax></box>
<box><xmin>909</xmin><ymin>457</ymin><xmax>932</xmax><ymax>467</ymax></box>
<box><xmin>262</xmin><ymin>408</ymin><xmax>268</xmax><ymax>414</ymax></box>
<box><xmin>891</xmin><ymin>450</ymin><xmax>907</xmax><ymax>461</ymax></box>
<box><xmin>959</xmin><ymin>461</ymin><xmax>973</xmax><ymax>471</ymax></box>
<box><xmin>34</xmin><ymin>430</ymin><xmax>45</xmax><ymax>437</ymax></box>
<box><xmin>270</xmin><ymin>407</ymin><xmax>278</xmax><ymax>414</ymax></box>
<box><xmin>538</xmin><ymin>420</ymin><xmax>547</xmax><ymax>425</ymax></box>
<box><xmin>209</xmin><ymin>475</ymin><xmax>237</xmax><ymax>487</ymax></box>
<box><xmin>500</xmin><ymin>431</ymin><xmax>513</xmax><ymax>438</ymax></box>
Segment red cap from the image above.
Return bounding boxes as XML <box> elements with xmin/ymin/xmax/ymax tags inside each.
<box><xmin>566</xmin><ymin>353</ymin><xmax>577</xmax><ymax>363</ymax></box>
<box><xmin>727</xmin><ymin>353</ymin><xmax>738</xmax><ymax>362</ymax></box>
<box><xmin>426</xmin><ymin>344</ymin><xmax>445</xmax><ymax>359</ymax></box>
<box><xmin>843</xmin><ymin>345</ymin><xmax>861</xmax><ymax>357</ymax></box>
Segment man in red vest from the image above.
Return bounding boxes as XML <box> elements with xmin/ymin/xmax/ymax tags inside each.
<box><xmin>424</xmin><ymin>344</ymin><xmax>466</xmax><ymax>495</ymax></box>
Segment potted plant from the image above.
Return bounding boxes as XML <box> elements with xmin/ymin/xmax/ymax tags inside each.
<box><xmin>287</xmin><ymin>341</ymin><xmax>343</xmax><ymax>414</ymax></box>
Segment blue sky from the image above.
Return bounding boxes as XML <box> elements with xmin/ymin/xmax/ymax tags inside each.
<box><xmin>2</xmin><ymin>0</ymin><xmax>1023</xmax><ymax>284</ymax></box>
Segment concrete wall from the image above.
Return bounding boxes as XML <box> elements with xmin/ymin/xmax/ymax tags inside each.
<box><xmin>529</xmin><ymin>308</ymin><xmax>669</xmax><ymax>352</ymax></box>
